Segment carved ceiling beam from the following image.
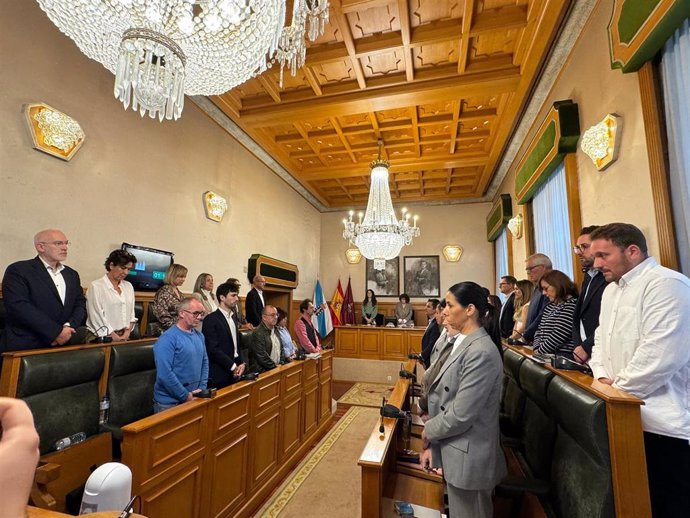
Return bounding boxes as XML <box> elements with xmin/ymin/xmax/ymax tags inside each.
<box><xmin>331</xmin><ymin>1</ymin><xmax>368</xmax><ymax>89</ymax></box>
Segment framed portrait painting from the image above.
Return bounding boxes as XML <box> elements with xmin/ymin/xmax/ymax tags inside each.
<box><xmin>403</xmin><ymin>256</ymin><xmax>440</xmax><ymax>298</ymax></box>
<box><xmin>365</xmin><ymin>258</ymin><xmax>400</xmax><ymax>297</ymax></box>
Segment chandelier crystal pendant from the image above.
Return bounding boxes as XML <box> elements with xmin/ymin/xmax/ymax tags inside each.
<box><xmin>36</xmin><ymin>0</ymin><xmax>330</xmax><ymax>121</ymax></box>
<box><xmin>342</xmin><ymin>141</ymin><xmax>420</xmax><ymax>270</ymax></box>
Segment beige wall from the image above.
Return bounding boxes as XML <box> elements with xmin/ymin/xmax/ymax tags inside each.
<box><xmin>319</xmin><ymin>203</ymin><xmax>495</xmax><ymax>302</ymax></box>
<box><xmin>0</xmin><ymin>1</ymin><xmax>320</xmax><ymax>299</ymax></box>
<box><xmin>497</xmin><ymin>0</ymin><xmax>658</xmax><ymax>276</ymax></box>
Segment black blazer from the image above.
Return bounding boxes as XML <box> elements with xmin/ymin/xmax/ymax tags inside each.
<box><xmin>572</xmin><ymin>271</ymin><xmax>608</xmax><ymax>355</ymax></box>
<box><xmin>421</xmin><ymin>319</ymin><xmax>441</xmax><ymax>368</ymax></box>
<box><xmin>245</xmin><ymin>288</ymin><xmax>264</xmax><ymax>327</ymax></box>
<box><xmin>202</xmin><ymin>309</ymin><xmax>244</xmax><ymax>389</ymax></box>
<box><xmin>523</xmin><ymin>290</ymin><xmax>548</xmax><ymax>341</ymax></box>
<box><xmin>499</xmin><ymin>293</ymin><xmax>516</xmax><ymax>338</ymax></box>
<box><xmin>1</xmin><ymin>257</ymin><xmax>86</xmax><ymax>352</ymax></box>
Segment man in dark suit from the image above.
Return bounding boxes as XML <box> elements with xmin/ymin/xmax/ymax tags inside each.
<box><xmin>522</xmin><ymin>253</ymin><xmax>552</xmax><ymax>341</ymax></box>
<box><xmin>202</xmin><ymin>281</ymin><xmax>246</xmax><ymax>389</ymax></box>
<box><xmin>244</xmin><ymin>275</ymin><xmax>266</xmax><ymax>327</ymax></box>
<box><xmin>420</xmin><ymin>298</ymin><xmax>440</xmax><ymax>368</ymax></box>
<box><xmin>498</xmin><ymin>275</ymin><xmax>517</xmax><ymax>338</ymax></box>
<box><xmin>1</xmin><ymin>229</ymin><xmax>86</xmax><ymax>352</ymax></box>
<box><xmin>572</xmin><ymin>226</ymin><xmax>608</xmax><ymax>363</ymax></box>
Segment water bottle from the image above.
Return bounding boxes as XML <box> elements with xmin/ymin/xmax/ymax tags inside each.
<box><xmin>54</xmin><ymin>431</ymin><xmax>86</xmax><ymax>451</ymax></box>
<box><xmin>99</xmin><ymin>395</ymin><xmax>110</xmax><ymax>425</ymax></box>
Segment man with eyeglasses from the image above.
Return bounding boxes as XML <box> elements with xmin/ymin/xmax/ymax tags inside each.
<box><xmin>571</xmin><ymin>226</ymin><xmax>608</xmax><ymax>363</ymax></box>
<box><xmin>248</xmin><ymin>305</ymin><xmax>286</xmax><ymax>373</ymax></box>
<box><xmin>153</xmin><ymin>297</ymin><xmax>209</xmax><ymax>413</ymax></box>
<box><xmin>1</xmin><ymin>229</ymin><xmax>87</xmax><ymax>355</ymax></box>
<box><xmin>498</xmin><ymin>276</ymin><xmax>517</xmax><ymax>338</ymax></box>
<box><xmin>522</xmin><ymin>253</ymin><xmax>552</xmax><ymax>341</ymax></box>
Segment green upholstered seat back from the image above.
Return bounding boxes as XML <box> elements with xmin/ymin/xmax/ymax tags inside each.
<box><xmin>548</xmin><ymin>377</ymin><xmax>614</xmax><ymax>518</ymax></box>
<box><xmin>518</xmin><ymin>359</ymin><xmax>557</xmax><ymax>480</ymax></box>
<box><xmin>107</xmin><ymin>342</ymin><xmax>156</xmax><ymax>431</ymax></box>
<box><xmin>17</xmin><ymin>348</ymin><xmax>104</xmax><ymax>454</ymax></box>
<box><xmin>501</xmin><ymin>348</ymin><xmax>526</xmax><ymax>437</ymax></box>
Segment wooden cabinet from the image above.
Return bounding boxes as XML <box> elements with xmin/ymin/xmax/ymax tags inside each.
<box><xmin>334</xmin><ymin>326</ymin><xmax>426</xmax><ymax>360</ymax></box>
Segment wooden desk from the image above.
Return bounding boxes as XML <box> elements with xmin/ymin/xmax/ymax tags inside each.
<box><xmin>121</xmin><ymin>351</ymin><xmax>333</xmax><ymax>518</ymax></box>
<box><xmin>358</xmin><ymin>360</ymin><xmax>443</xmax><ymax>518</ymax></box>
<box><xmin>505</xmin><ymin>344</ymin><xmax>651</xmax><ymax>518</ymax></box>
<box><xmin>28</xmin><ymin>508</ymin><xmax>145</xmax><ymax>518</ymax></box>
<box><xmin>334</xmin><ymin>326</ymin><xmax>424</xmax><ymax>360</ymax></box>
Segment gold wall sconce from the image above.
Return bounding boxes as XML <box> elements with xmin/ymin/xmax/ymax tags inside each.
<box><xmin>508</xmin><ymin>214</ymin><xmax>523</xmax><ymax>239</ymax></box>
<box><xmin>24</xmin><ymin>103</ymin><xmax>85</xmax><ymax>161</ymax></box>
<box><xmin>580</xmin><ymin>114</ymin><xmax>622</xmax><ymax>171</ymax></box>
<box><xmin>442</xmin><ymin>245</ymin><xmax>463</xmax><ymax>262</ymax></box>
<box><xmin>345</xmin><ymin>248</ymin><xmax>362</xmax><ymax>264</ymax></box>
<box><xmin>203</xmin><ymin>191</ymin><xmax>228</xmax><ymax>222</ymax></box>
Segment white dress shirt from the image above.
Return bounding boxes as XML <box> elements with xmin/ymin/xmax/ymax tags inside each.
<box><xmin>590</xmin><ymin>257</ymin><xmax>690</xmax><ymax>440</ymax></box>
<box><xmin>86</xmin><ymin>274</ymin><xmax>136</xmax><ymax>335</ymax></box>
<box><xmin>39</xmin><ymin>256</ymin><xmax>66</xmax><ymax>303</ymax></box>
<box><xmin>219</xmin><ymin>307</ymin><xmax>238</xmax><ymax>371</ymax></box>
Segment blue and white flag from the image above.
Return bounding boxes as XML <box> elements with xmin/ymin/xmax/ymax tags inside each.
<box><xmin>312</xmin><ymin>279</ymin><xmax>333</xmax><ymax>337</ymax></box>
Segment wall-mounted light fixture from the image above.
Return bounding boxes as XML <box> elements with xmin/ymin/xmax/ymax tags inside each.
<box><xmin>203</xmin><ymin>191</ymin><xmax>228</xmax><ymax>222</ymax></box>
<box><xmin>345</xmin><ymin>248</ymin><xmax>362</xmax><ymax>264</ymax></box>
<box><xmin>580</xmin><ymin>114</ymin><xmax>621</xmax><ymax>171</ymax></box>
<box><xmin>24</xmin><ymin>103</ymin><xmax>85</xmax><ymax>161</ymax></box>
<box><xmin>442</xmin><ymin>245</ymin><xmax>463</xmax><ymax>262</ymax></box>
<box><xmin>508</xmin><ymin>214</ymin><xmax>523</xmax><ymax>239</ymax></box>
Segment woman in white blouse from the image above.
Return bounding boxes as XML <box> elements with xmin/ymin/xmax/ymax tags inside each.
<box><xmin>86</xmin><ymin>249</ymin><xmax>138</xmax><ymax>341</ymax></box>
<box><xmin>193</xmin><ymin>273</ymin><xmax>218</xmax><ymax>315</ymax></box>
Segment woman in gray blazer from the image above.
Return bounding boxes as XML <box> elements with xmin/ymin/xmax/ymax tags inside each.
<box><xmin>420</xmin><ymin>281</ymin><xmax>506</xmax><ymax>518</ymax></box>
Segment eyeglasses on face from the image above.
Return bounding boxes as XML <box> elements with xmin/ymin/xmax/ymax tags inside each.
<box><xmin>572</xmin><ymin>243</ymin><xmax>591</xmax><ymax>253</ymax></box>
<box><xmin>182</xmin><ymin>309</ymin><xmax>205</xmax><ymax>318</ymax></box>
<box><xmin>525</xmin><ymin>265</ymin><xmax>542</xmax><ymax>272</ymax></box>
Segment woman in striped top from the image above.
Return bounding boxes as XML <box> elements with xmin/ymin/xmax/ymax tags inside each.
<box><xmin>533</xmin><ymin>270</ymin><xmax>578</xmax><ymax>358</ymax></box>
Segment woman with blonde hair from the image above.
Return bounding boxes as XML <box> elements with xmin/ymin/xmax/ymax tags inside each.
<box><xmin>510</xmin><ymin>280</ymin><xmax>534</xmax><ymax>341</ymax></box>
<box><xmin>153</xmin><ymin>263</ymin><xmax>188</xmax><ymax>330</ymax></box>
<box><xmin>193</xmin><ymin>273</ymin><xmax>218</xmax><ymax>315</ymax></box>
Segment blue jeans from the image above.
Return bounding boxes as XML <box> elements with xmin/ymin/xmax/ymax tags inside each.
<box><xmin>153</xmin><ymin>401</ymin><xmax>178</xmax><ymax>414</ymax></box>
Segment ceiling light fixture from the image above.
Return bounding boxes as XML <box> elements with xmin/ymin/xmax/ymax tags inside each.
<box><xmin>342</xmin><ymin>140</ymin><xmax>420</xmax><ymax>270</ymax></box>
<box><xmin>36</xmin><ymin>0</ymin><xmax>329</xmax><ymax>121</ymax></box>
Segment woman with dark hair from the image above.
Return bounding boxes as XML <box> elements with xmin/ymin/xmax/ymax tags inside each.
<box><xmin>193</xmin><ymin>273</ymin><xmax>218</xmax><ymax>315</ymax></box>
<box><xmin>533</xmin><ymin>270</ymin><xmax>578</xmax><ymax>357</ymax></box>
<box><xmin>395</xmin><ymin>293</ymin><xmax>413</xmax><ymax>325</ymax></box>
<box><xmin>361</xmin><ymin>289</ymin><xmax>378</xmax><ymax>325</ymax></box>
<box><xmin>153</xmin><ymin>263</ymin><xmax>188</xmax><ymax>330</ymax></box>
<box><xmin>86</xmin><ymin>249</ymin><xmax>138</xmax><ymax>341</ymax></box>
<box><xmin>275</xmin><ymin>308</ymin><xmax>295</xmax><ymax>359</ymax></box>
<box><xmin>420</xmin><ymin>281</ymin><xmax>506</xmax><ymax>518</ymax></box>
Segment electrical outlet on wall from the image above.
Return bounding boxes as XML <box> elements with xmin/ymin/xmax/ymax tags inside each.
<box><xmin>387</xmin><ymin>376</ymin><xmax>392</xmax><ymax>381</ymax></box>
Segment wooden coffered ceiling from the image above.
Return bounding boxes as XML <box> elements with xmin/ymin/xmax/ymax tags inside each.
<box><xmin>211</xmin><ymin>0</ymin><xmax>573</xmax><ymax>209</ymax></box>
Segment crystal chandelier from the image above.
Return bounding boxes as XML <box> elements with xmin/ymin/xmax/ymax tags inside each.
<box><xmin>342</xmin><ymin>141</ymin><xmax>420</xmax><ymax>270</ymax></box>
<box><xmin>36</xmin><ymin>0</ymin><xmax>329</xmax><ymax>121</ymax></box>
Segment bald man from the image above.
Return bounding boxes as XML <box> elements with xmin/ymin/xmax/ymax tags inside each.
<box><xmin>245</xmin><ymin>274</ymin><xmax>266</xmax><ymax>327</ymax></box>
<box><xmin>1</xmin><ymin>229</ymin><xmax>86</xmax><ymax>353</ymax></box>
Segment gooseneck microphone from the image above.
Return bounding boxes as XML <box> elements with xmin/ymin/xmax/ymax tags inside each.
<box><xmin>90</xmin><ymin>325</ymin><xmax>113</xmax><ymax>344</ymax></box>
<box><xmin>399</xmin><ymin>362</ymin><xmax>416</xmax><ymax>379</ymax></box>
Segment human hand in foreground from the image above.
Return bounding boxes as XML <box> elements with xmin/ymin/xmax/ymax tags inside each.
<box><xmin>0</xmin><ymin>397</ymin><xmax>40</xmax><ymax>518</ymax></box>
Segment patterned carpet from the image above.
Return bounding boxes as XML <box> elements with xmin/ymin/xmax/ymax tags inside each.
<box><xmin>337</xmin><ymin>382</ymin><xmax>394</xmax><ymax>407</ymax></box>
<box><xmin>252</xmin><ymin>406</ymin><xmax>380</xmax><ymax>517</ymax></box>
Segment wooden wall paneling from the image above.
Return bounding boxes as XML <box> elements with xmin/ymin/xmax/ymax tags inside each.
<box><xmin>139</xmin><ymin>457</ymin><xmax>206</xmax><ymax>518</ymax></box>
<box><xmin>638</xmin><ymin>61</ymin><xmax>680</xmax><ymax>270</ymax></box>
<box><xmin>382</xmin><ymin>330</ymin><xmax>405</xmax><ymax>360</ymax></box>
<box><xmin>208</xmin><ymin>385</ymin><xmax>251</xmax><ymax>443</ymax></box>
<box><xmin>282</xmin><ymin>363</ymin><xmax>304</xmax><ymax>399</ymax></box>
<box><xmin>302</xmin><ymin>358</ymin><xmax>319</xmax><ymax>386</ymax></box>
<box><xmin>205</xmin><ymin>424</ymin><xmax>250</xmax><ymax>518</ymax></box>
<box><xmin>360</xmin><ymin>328</ymin><xmax>382</xmax><ymax>359</ymax></box>
<box><xmin>318</xmin><ymin>360</ymin><xmax>333</xmax><ymax>423</ymax></box>
<box><xmin>280</xmin><ymin>390</ymin><xmax>304</xmax><ymax>460</ymax></box>
<box><xmin>302</xmin><ymin>379</ymin><xmax>320</xmax><ymax>437</ymax></box>
<box><xmin>405</xmin><ymin>329</ymin><xmax>424</xmax><ymax>355</ymax></box>
<box><xmin>249</xmin><ymin>403</ymin><xmax>281</xmax><ymax>490</ymax></box>
<box><xmin>335</xmin><ymin>327</ymin><xmax>359</xmax><ymax>356</ymax></box>
<box><xmin>251</xmin><ymin>374</ymin><xmax>282</xmax><ymax>416</ymax></box>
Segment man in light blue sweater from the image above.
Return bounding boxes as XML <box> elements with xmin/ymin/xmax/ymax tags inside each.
<box><xmin>153</xmin><ymin>297</ymin><xmax>209</xmax><ymax>413</ymax></box>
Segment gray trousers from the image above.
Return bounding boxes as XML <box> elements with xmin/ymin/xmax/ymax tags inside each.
<box><xmin>446</xmin><ymin>484</ymin><xmax>493</xmax><ymax>518</ymax></box>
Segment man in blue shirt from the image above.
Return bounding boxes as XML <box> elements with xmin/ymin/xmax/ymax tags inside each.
<box><xmin>153</xmin><ymin>297</ymin><xmax>209</xmax><ymax>413</ymax></box>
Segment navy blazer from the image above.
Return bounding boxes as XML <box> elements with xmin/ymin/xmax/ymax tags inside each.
<box><xmin>244</xmin><ymin>288</ymin><xmax>264</xmax><ymax>327</ymax></box>
<box><xmin>420</xmin><ymin>319</ymin><xmax>441</xmax><ymax>368</ymax></box>
<box><xmin>499</xmin><ymin>292</ymin><xmax>515</xmax><ymax>338</ymax></box>
<box><xmin>1</xmin><ymin>257</ymin><xmax>86</xmax><ymax>352</ymax></box>
<box><xmin>202</xmin><ymin>309</ymin><xmax>244</xmax><ymax>389</ymax></box>
<box><xmin>572</xmin><ymin>271</ymin><xmax>608</xmax><ymax>355</ymax></box>
<box><xmin>523</xmin><ymin>290</ymin><xmax>548</xmax><ymax>341</ymax></box>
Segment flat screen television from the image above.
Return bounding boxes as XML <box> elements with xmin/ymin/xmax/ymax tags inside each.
<box><xmin>121</xmin><ymin>242</ymin><xmax>174</xmax><ymax>291</ymax></box>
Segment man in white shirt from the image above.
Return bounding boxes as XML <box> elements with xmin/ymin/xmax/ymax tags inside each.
<box><xmin>1</xmin><ymin>229</ymin><xmax>87</xmax><ymax>353</ymax></box>
<box><xmin>589</xmin><ymin>223</ymin><xmax>690</xmax><ymax>518</ymax></box>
